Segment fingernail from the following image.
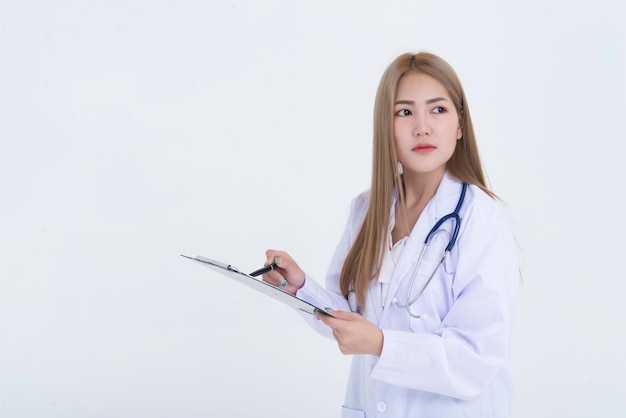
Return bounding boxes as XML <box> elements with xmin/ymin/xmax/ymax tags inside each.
<box><xmin>274</xmin><ymin>257</ymin><xmax>282</xmax><ymax>265</ymax></box>
<box><xmin>281</xmin><ymin>279</ymin><xmax>287</xmax><ymax>288</ymax></box>
<box><xmin>324</xmin><ymin>307</ymin><xmax>330</xmax><ymax>312</ymax></box>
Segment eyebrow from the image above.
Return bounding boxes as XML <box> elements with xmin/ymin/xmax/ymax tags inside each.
<box><xmin>394</xmin><ymin>97</ymin><xmax>449</xmax><ymax>105</ymax></box>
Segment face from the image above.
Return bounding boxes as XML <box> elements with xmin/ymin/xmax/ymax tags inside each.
<box><xmin>393</xmin><ymin>72</ymin><xmax>462</xmax><ymax>178</ymax></box>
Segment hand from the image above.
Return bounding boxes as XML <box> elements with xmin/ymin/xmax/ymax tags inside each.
<box><xmin>261</xmin><ymin>249</ymin><xmax>306</xmax><ymax>295</ymax></box>
<box><xmin>316</xmin><ymin>309</ymin><xmax>384</xmax><ymax>356</ymax></box>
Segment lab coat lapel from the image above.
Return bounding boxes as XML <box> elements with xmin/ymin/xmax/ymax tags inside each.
<box><xmin>381</xmin><ymin>173</ymin><xmax>460</xmax><ymax>313</ymax></box>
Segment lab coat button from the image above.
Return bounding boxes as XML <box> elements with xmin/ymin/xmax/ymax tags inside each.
<box><xmin>376</xmin><ymin>401</ymin><xmax>387</xmax><ymax>412</ymax></box>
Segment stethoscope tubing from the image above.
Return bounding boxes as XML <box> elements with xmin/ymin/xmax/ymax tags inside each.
<box><xmin>348</xmin><ymin>182</ymin><xmax>468</xmax><ymax>319</ymax></box>
<box><xmin>406</xmin><ymin>182</ymin><xmax>467</xmax><ymax>318</ymax></box>
<box><xmin>423</xmin><ymin>182</ymin><xmax>466</xmax><ymax>252</ymax></box>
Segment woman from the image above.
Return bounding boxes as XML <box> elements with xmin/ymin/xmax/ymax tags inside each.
<box><xmin>261</xmin><ymin>52</ymin><xmax>519</xmax><ymax>417</ymax></box>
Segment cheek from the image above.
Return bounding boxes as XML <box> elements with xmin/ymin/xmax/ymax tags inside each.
<box><xmin>393</xmin><ymin>130</ymin><xmax>411</xmax><ymax>159</ymax></box>
<box><xmin>393</xmin><ymin>119</ymin><xmax>402</xmax><ymax>139</ymax></box>
<box><xmin>393</xmin><ymin>137</ymin><xmax>403</xmax><ymax>161</ymax></box>
<box><xmin>393</xmin><ymin>124</ymin><xmax>404</xmax><ymax>149</ymax></box>
<box><xmin>394</xmin><ymin>118</ymin><xmax>412</xmax><ymax>142</ymax></box>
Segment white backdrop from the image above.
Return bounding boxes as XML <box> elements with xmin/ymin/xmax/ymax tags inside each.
<box><xmin>1</xmin><ymin>1</ymin><xmax>624</xmax><ymax>417</ymax></box>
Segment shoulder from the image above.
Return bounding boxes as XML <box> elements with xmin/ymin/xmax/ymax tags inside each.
<box><xmin>463</xmin><ymin>185</ymin><xmax>512</xmax><ymax>228</ymax></box>
<box><xmin>457</xmin><ymin>186</ymin><xmax>516</xmax><ymax>259</ymax></box>
<box><xmin>438</xmin><ymin>172</ymin><xmax>511</xmax><ymax>228</ymax></box>
<box><xmin>348</xmin><ymin>189</ymin><xmax>371</xmax><ymax>222</ymax></box>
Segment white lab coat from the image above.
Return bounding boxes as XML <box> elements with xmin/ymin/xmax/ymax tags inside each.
<box><xmin>296</xmin><ymin>172</ymin><xmax>519</xmax><ymax>417</ymax></box>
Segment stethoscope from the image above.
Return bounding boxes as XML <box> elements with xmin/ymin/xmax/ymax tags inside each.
<box><xmin>348</xmin><ymin>182</ymin><xmax>468</xmax><ymax>319</ymax></box>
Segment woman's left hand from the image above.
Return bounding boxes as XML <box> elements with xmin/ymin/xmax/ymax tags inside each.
<box><xmin>316</xmin><ymin>309</ymin><xmax>384</xmax><ymax>356</ymax></box>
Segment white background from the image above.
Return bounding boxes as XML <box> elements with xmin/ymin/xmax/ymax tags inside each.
<box><xmin>1</xmin><ymin>1</ymin><xmax>624</xmax><ymax>417</ymax></box>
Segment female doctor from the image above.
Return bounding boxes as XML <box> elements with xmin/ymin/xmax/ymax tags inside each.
<box><xmin>261</xmin><ymin>52</ymin><xmax>519</xmax><ymax>417</ymax></box>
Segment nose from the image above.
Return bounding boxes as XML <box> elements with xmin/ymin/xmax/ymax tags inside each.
<box><xmin>413</xmin><ymin>114</ymin><xmax>431</xmax><ymax>136</ymax></box>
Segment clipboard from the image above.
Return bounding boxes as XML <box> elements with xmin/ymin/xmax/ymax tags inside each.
<box><xmin>181</xmin><ymin>254</ymin><xmax>334</xmax><ymax>317</ymax></box>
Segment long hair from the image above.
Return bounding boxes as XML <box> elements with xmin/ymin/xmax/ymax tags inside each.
<box><xmin>339</xmin><ymin>52</ymin><xmax>494</xmax><ymax>309</ymax></box>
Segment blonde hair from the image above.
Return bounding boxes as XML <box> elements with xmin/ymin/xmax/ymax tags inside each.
<box><xmin>339</xmin><ymin>52</ymin><xmax>494</xmax><ymax>309</ymax></box>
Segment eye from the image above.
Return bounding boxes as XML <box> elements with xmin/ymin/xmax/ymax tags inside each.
<box><xmin>395</xmin><ymin>109</ymin><xmax>411</xmax><ymax>116</ymax></box>
<box><xmin>432</xmin><ymin>106</ymin><xmax>446</xmax><ymax>114</ymax></box>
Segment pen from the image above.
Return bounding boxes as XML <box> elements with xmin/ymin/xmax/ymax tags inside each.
<box><xmin>249</xmin><ymin>262</ymin><xmax>277</xmax><ymax>277</ymax></box>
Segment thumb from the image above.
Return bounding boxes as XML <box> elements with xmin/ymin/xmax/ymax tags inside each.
<box><xmin>326</xmin><ymin>309</ymin><xmax>358</xmax><ymax>320</ymax></box>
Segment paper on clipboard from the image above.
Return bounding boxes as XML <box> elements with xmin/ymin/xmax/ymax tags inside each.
<box><xmin>181</xmin><ymin>254</ymin><xmax>334</xmax><ymax>317</ymax></box>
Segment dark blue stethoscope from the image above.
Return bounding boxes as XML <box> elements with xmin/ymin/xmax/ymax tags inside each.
<box><xmin>348</xmin><ymin>182</ymin><xmax>469</xmax><ymax>318</ymax></box>
<box><xmin>403</xmin><ymin>182</ymin><xmax>467</xmax><ymax>318</ymax></box>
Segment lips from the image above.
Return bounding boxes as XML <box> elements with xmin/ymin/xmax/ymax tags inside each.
<box><xmin>412</xmin><ymin>143</ymin><xmax>436</xmax><ymax>153</ymax></box>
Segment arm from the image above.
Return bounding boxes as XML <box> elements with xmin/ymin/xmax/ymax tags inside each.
<box><xmin>371</xmin><ymin>202</ymin><xmax>519</xmax><ymax>400</ymax></box>
<box><xmin>262</xmin><ymin>193</ymin><xmax>369</xmax><ymax>338</ymax></box>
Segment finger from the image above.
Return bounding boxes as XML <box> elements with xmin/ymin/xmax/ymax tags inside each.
<box><xmin>262</xmin><ymin>249</ymin><xmax>305</xmax><ymax>293</ymax></box>
<box><xmin>261</xmin><ymin>271</ymin><xmax>287</xmax><ymax>288</ymax></box>
<box><xmin>264</xmin><ymin>251</ymin><xmax>291</xmax><ymax>279</ymax></box>
<box><xmin>315</xmin><ymin>310</ymin><xmax>331</xmax><ymax>323</ymax></box>
<box><xmin>259</xmin><ymin>250</ymin><xmax>286</xmax><ymax>285</ymax></box>
<box><xmin>265</xmin><ymin>249</ymin><xmax>288</xmax><ymax>265</ymax></box>
<box><xmin>324</xmin><ymin>309</ymin><xmax>358</xmax><ymax>321</ymax></box>
<box><xmin>263</xmin><ymin>255</ymin><xmax>283</xmax><ymax>269</ymax></box>
<box><xmin>317</xmin><ymin>309</ymin><xmax>342</xmax><ymax>328</ymax></box>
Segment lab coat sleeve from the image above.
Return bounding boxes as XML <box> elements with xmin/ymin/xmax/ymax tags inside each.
<box><xmin>371</xmin><ymin>199</ymin><xmax>519</xmax><ymax>400</ymax></box>
<box><xmin>295</xmin><ymin>192</ymin><xmax>369</xmax><ymax>339</ymax></box>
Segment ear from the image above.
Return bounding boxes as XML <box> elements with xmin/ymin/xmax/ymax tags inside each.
<box><xmin>457</xmin><ymin>126</ymin><xmax>463</xmax><ymax>140</ymax></box>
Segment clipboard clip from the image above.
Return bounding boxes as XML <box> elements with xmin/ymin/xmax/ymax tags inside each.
<box><xmin>180</xmin><ymin>254</ymin><xmax>242</xmax><ymax>274</ymax></box>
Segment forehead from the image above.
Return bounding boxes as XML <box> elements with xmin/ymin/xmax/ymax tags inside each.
<box><xmin>395</xmin><ymin>72</ymin><xmax>451</xmax><ymax>100</ymax></box>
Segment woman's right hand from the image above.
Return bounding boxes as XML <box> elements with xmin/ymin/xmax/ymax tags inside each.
<box><xmin>261</xmin><ymin>249</ymin><xmax>305</xmax><ymax>295</ymax></box>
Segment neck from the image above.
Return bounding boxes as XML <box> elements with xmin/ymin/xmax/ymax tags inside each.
<box><xmin>401</xmin><ymin>169</ymin><xmax>445</xmax><ymax>208</ymax></box>
<box><xmin>392</xmin><ymin>169</ymin><xmax>445</xmax><ymax>243</ymax></box>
